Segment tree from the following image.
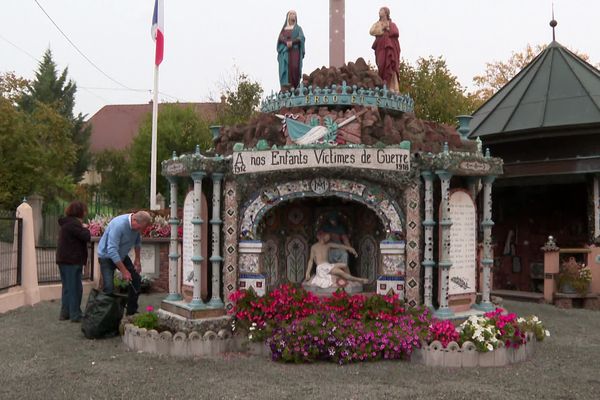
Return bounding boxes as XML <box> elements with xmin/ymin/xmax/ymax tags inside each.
<box><xmin>0</xmin><ymin>93</ymin><xmax>76</xmax><ymax>208</ymax></box>
<box><xmin>18</xmin><ymin>49</ymin><xmax>91</xmax><ymax>182</ymax></box>
<box><xmin>398</xmin><ymin>56</ymin><xmax>480</xmax><ymax>124</ymax></box>
<box><xmin>0</xmin><ymin>72</ymin><xmax>29</xmax><ymax>105</ymax></box>
<box><xmin>97</xmin><ymin>104</ymin><xmax>213</xmax><ymax>209</ymax></box>
<box><xmin>473</xmin><ymin>44</ymin><xmax>595</xmax><ymax>102</ymax></box>
<box><xmin>217</xmin><ymin>72</ymin><xmax>263</xmax><ymax>125</ymax></box>
<box><xmin>92</xmin><ymin>149</ymin><xmax>132</xmax><ymax>210</ymax></box>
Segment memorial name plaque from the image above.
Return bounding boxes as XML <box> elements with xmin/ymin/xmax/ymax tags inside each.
<box><xmin>447</xmin><ymin>191</ymin><xmax>477</xmax><ymax>296</ymax></box>
<box><xmin>127</xmin><ymin>244</ymin><xmax>158</xmax><ymax>276</ymax></box>
<box><xmin>232</xmin><ymin>147</ymin><xmax>410</xmax><ymax>174</ymax></box>
<box><xmin>182</xmin><ymin>191</ymin><xmax>194</xmax><ymax>287</ymax></box>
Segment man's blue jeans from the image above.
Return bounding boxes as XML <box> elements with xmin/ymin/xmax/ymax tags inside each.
<box><xmin>99</xmin><ymin>256</ymin><xmax>141</xmax><ymax>315</ymax></box>
<box><xmin>58</xmin><ymin>264</ymin><xmax>83</xmax><ymax>320</ymax></box>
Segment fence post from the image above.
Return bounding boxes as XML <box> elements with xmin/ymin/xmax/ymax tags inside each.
<box><xmin>28</xmin><ymin>194</ymin><xmax>43</xmax><ymax>246</ymax></box>
<box><xmin>542</xmin><ymin>236</ymin><xmax>560</xmax><ymax>304</ymax></box>
<box><xmin>589</xmin><ymin>245</ymin><xmax>600</xmax><ymax>294</ymax></box>
<box><xmin>16</xmin><ymin>201</ymin><xmax>40</xmax><ymax>305</ymax></box>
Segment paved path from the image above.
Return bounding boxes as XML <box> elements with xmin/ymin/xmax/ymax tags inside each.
<box><xmin>1</xmin><ymin>294</ymin><xmax>599</xmax><ymax>400</ymax></box>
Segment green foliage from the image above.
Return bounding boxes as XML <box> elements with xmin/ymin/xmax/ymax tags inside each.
<box><xmin>0</xmin><ymin>95</ymin><xmax>76</xmax><ymax>208</ymax></box>
<box><xmin>132</xmin><ymin>311</ymin><xmax>159</xmax><ymax>330</ymax></box>
<box><xmin>218</xmin><ymin>72</ymin><xmax>263</xmax><ymax>125</ymax></box>
<box><xmin>398</xmin><ymin>56</ymin><xmax>481</xmax><ymax>124</ymax></box>
<box><xmin>93</xmin><ymin>149</ymin><xmax>136</xmax><ymax>209</ymax></box>
<box><xmin>0</xmin><ymin>72</ymin><xmax>29</xmax><ymax>104</ymax></box>
<box><xmin>113</xmin><ymin>272</ymin><xmax>129</xmax><ymax>291</ymax></box>
<box><xmin>19</xmin><ymin>49</ymin><xmax>77</xmax><ymax>117</ymax></box>
<box><xmin>18</xmin><ymin>49</ymin><xmax>91</xmax><ymax>183</ymax></box>
<box><xmin>129</xmin><ymin>104</ymin><xmax>212</xmax><ymax>207</ymax></box>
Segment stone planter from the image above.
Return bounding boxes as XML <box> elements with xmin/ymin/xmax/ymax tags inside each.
<box><xmin>412</xmin><ymin>333</ymin><xmax>537</xmax><ymax>368</ymax></box>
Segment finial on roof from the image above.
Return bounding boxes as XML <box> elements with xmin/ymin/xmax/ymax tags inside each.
<box><xmin>550</xmin><ymin>3</ymin><xmax>557</xmax><ymax>42</ymax></box>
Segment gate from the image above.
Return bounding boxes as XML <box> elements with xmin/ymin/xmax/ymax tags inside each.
<box><xmin>0</xmin><ymin>211</ymin><xmax>22</xmax><ymax>290</ymax></box>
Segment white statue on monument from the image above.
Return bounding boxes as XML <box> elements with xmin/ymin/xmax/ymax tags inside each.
<box><xmin>303</xmin><ymin>231</ymin><xmax>368</xmax><ymax>292</ymax></box>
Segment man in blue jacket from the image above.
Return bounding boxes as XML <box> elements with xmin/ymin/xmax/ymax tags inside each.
<box><xmin>98</xmin><ymin>211</ymin><xmax>152</xmax><ymax>315</ymax></box>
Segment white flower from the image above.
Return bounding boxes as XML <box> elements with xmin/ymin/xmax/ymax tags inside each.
<box><xmin>487</xmin><ymin>344</ymin><xmax>493</xmax><ymax>351</ymax></box>
<box><xmin>249</xmin><ymin>326</ymin><xmax>256</xmax><ymax>331</ymax></box>
<box><xmin>517</xmin><ymin>317</ymin><xmax>525</xmax><ymax>323</ymax></box>
<box><xmin>545</xmin><ymin>330</ymin><xmax>550</xmax><ymax>337</ymax></box>
<box><xmin>248</xmin><ymin>334</ymin><xmax>253</xmax><ymax>340</ymax></box>
<box><xmin>532</xmin><ymin>316</ymin><xmax>539</xmax><ymax>322</ymax></box>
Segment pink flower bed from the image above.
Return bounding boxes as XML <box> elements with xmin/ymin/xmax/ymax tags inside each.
<box><xmin>230</xmin><ymin>285</ymin><xmax>549</xmax><ymax>364</ymax></box>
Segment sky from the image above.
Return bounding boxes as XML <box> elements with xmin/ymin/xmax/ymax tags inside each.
<box><xmin>2</xmin><ymin>0</ymin><xmax>599</xmax><ymax>118</ymax></box>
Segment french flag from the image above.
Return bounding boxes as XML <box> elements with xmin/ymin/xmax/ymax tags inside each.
<box><xmin>151</xmin><ymin>0</ymin><xmax>164</xmax><ymax>66</ymax></box>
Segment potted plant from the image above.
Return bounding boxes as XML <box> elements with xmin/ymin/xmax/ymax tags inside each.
<box><xmin>140</xmin><ymin>275</ymin><xmax>154</xmax><ymax>293</ymax></box>
<box><xmin>557</xmin><ymin>257</ymin><xmax>591</xmax><ymax>295</ymax></box>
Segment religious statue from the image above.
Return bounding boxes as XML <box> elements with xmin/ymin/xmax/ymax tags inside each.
<box><xmin>277</xmin><ymin>10</ymin><xmax>305</xmax><ymax>90</ymax></box>
<box><xmin>304</xmin><ymin>231</ymin><xmax>369</xmax><ymax>289</ymax></box>
<box><xmin>321</xmin><ymin>212</ymin><xmax>351</xmax><ymax>264</ymax></box>
<box><xmin>369</xmin><ymin>6</ymin><xmax>400</xmax><ymax>92</ymax></box>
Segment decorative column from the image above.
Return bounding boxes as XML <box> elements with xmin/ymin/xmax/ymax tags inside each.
<box><xmin>594</xmin><ymin>175</ymin><xmax>599</xmax><ymax>240</ymax></box>
<box><xmin>421</xmin><ymin>171</ymin><xmax>435</xmax><ymax>308</ymax></box>
<box><xmin>466</xmin><ymin>177</ymin><xmax>480</xmax><ymax>202</ymax></box>
<box><xmin>207</xmin><ymin>173</ymin><xmax>224</xmax><ymax>308</ymax></box>
<box><xmin>165</xmin><ymin>176</ymin><xmax>182</xmax><ymax>301</ymax></box>
<box><xmin>189</xmin><ymin>171</ymin><xmax>206</xmax><ymax>309</ymax></box>
<box><xmin>238</xmin><ymin>241</ymin><xmax>266</xmax><ymax>296</ymax></box>
<box><xmin>541</xmin><ymin>236</ymin><xmax>560</xmax><ymax>304</ymax></box>
<box><xmin>475</xmin><ymin>175</ymin><xmax>496</xmax><ymax>311</ymax></box>
<box><xmin>435</xmin><ymin>170</ymin><xmax>454</xmax><ymax>318</ymax></box>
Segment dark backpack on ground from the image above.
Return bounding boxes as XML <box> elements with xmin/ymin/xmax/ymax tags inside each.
<box><xmin>81</xmin><ymin>289</ymin><xmax>127</xmax><ymax>339</ymax></box>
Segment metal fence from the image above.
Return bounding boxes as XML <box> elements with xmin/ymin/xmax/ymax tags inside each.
<box><xmin>36</xmin><ymin>244</ymin><xmax>94</xmax><ymax>284</ymax></box>
<box><xmin>37</xmin><ymin>202</ymin><xmax>95</xmax><ymax>284</ymax></box>
<box><xmin>0</xmin><ymin>213</ymin><xmax>22</xmax><ymax>290</ymax></box>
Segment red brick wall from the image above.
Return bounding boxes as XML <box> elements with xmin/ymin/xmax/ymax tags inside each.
<box><xmin>153</xmin><ymin>241</ymin><xmax>176</xmax><ymax>293</ymax></box>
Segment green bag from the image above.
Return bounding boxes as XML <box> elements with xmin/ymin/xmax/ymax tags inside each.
<box><xmin>81</xmin><ymin>289</ymin><xmax>127</xmax><ymax>339</ymax></box>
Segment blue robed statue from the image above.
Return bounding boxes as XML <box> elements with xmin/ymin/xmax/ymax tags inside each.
<box><xmin>277</xmin><ymin>10</ymin><xmax>305</xmax><ymax>90</ymax></box>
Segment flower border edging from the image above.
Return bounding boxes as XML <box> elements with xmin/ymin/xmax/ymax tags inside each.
<box><xmin>123</xmin><ymin>323</ymin><xmax>246</xmax><ymax>357</ymax></box>
<box><xmin>411</xmin><ymin>332</ymin><xmax>536</xmax><ymax>367</ymax></box>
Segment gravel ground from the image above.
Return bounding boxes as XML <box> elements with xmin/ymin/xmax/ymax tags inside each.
<box><xmin>1</xmin><ymin>294</ymin><xmax>599</xmax><ymax>400</ymax></box>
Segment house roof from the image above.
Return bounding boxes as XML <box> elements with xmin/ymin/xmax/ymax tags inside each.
<box><xmin>88</xmin><ymin>102</ymin><xmax>220</xmax><ymax>153</ymax></box>
<box><xmin>469</xmin><ymin>41</ymin><xmax>600</xmax><ymax>139</ymax></box>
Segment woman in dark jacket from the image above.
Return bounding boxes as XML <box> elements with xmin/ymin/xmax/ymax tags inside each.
<box><xmin>56</xmin><ymin>201</ymin><xmax>91</xmax><ymax>322</ymax></box>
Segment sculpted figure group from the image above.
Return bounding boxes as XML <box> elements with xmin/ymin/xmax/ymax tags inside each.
<box><xmin>278</xmin><ymin>6</ymin><xmax>401</xmax><ymax>92</ymax></box>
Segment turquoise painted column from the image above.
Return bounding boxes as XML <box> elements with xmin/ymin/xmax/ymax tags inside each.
<box><xmin>207</xmin><ymin>173</ymin><xmax>224</xmax><ymax>308</ymax></box>
<box><xmin>435</xmin><ymin>170</ymin><xmax>454</xmax><ymax>318</ymax></box>
<box><xmin>189</xmin><ymin>171</ymin><xmax>206</xmax><ymax>309</ymax></box>
<box><xmin>475</xmin><ymin>175</ymin><xmax>496</xmax><ymax>312</ymax></box>
<box><xmin>466</xmin><ymin>177</ymin><xmax>480</xmax><ymax>201</ymax></box>
<box><xmin>421</xmin><ymin>171</ymin><xmax>435</xmax><ymax>308</ymax></box>
<box><xmin>165</xmin><ymin>176</ymin><xmax>182</xmax><ymax>301</ymax></box>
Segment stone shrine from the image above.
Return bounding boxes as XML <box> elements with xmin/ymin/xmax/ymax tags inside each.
<box><xmin>158</xmin><ymin>4</ymin><xmax>503</xmax><ymax>320</ymax></box>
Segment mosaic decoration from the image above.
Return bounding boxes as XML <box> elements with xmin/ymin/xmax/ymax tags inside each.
<box><xmin>222</xmin><ymin>179</ymin><xmax>239</xmax><ymax>311</ymax></box>
<box><xmin>263</xmin><ymin>237</ymin><xmax>279</xmax><ymax>288</ymax></box>
<box><xmin>310</xmin><ymin>177</ymin><xmax>330</xmax><ymax>194</ymax></box>
<box><xmin>260</xmin><ymin>82</ymin><xmax>414</xmax><ymax>114</ymax></box>
<box><xmin>287</xmin><ymin>207</ymin><xmax>305</xmax><ymax>225</ymax></box>
<box><xmin>238</xmin><ymin>273</ymin><xmax>266</xmax><ymax>297</ymax></box>
<box><xmin>359</xmin><ymin>236</ymin><xmax>378</xmax><ymax>282</ymax></box>
<box><xmin>404</xmin><ymin>183</ymin><xmax>422</xmax><ymax>307</ymax></box>
<box><xmin>382</xmin><ymin>254</ymin><xmax>405</xmax><ymax>275</ymax></box>
<box><xmin>239</xmin><ymin>254</ymin><xmax>259</xmax><ymax>273</ymax></box>
<box><xmin>286</xmin><ymin>235</ymin><xmax>308</xmax><ymax>283</ymax></box>
<box><xmin>239</xmin><ymin>178</ymin><xmax>404</xmax><ymax>240</ymax></box>
<box><xmin>376</xmin><ymin>275</ymin><xmax>405</xmax><ymax>296</ymax></box>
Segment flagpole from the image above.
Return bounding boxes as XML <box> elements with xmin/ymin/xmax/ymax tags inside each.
<box><xmin>150</xmin><ymin>64</ymin><xmax>159</xmax><ymax>210</ymax></box>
